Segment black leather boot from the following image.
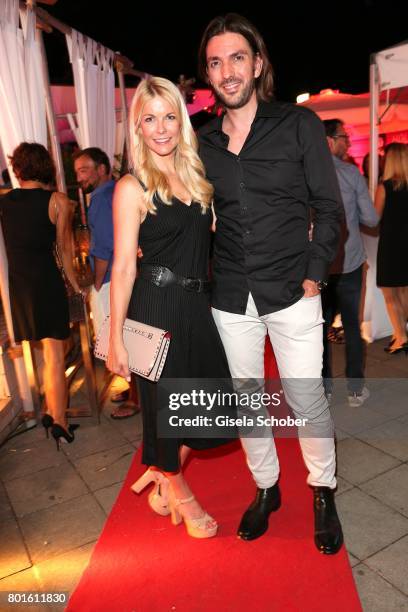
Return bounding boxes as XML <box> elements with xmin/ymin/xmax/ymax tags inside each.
<box><xmin>237</xmin><ymin>484</ymin><xmax>281</xmax><ymax>541</ymax></box>
<box><xmin>313</xmin><ymin>486</ymin><xmax>343</xmax><ymax>554</ymax></box>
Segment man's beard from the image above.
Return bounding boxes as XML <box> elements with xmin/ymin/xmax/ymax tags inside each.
<box><xmin>213</xmin><ymin>77</ymin><xmax>256</xmax><ymax>110</ymax></box>
<box><xmin>80</xmin><ymin>183</ymin><xmax>95</xmax><ymax>194</ymax></box>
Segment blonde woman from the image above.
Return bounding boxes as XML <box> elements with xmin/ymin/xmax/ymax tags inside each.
<box><xmin>375</xmin><ymin>143</ymin><xmax>408</xmax><ymax>354</ymax></box>
<box><xmin>107</xmin><ymin>77</ymin><xmax>233</xmax><ymax>538</ymax></box>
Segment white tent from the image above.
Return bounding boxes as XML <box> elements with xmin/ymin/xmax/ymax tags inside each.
<box><xmin>369</xmin><ymin>41</ymin><xmax>408</xmax><ymax>192</ymax></box>
<box><xmin>299</xmin><ymin>88</ymin><xmax>408</xmax><ymax>167</ymax></box>
<box><xmin>365</xmin><ymin>41</ymin><xmax>408</xmax><ymax>341</ymax></box>
<box><xmin>299</xmin><ymin>63</ymin><xmax>408</xmax><ymax>342</ymax></box>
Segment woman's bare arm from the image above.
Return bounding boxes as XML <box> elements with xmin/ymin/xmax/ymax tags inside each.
<box><xmin>374</xmin><ymin>183</ymin><xmax>386</xmax><ymax>220</ymax></box>
<box><xmin>53</xmin><ymin>192</ymin><xmax>81</xmax><ymax>293</ymax></box>
<box><xmin>107</xmin><ymin>174</ymin><xmax>147</xmax><ymax>381</ymax></box>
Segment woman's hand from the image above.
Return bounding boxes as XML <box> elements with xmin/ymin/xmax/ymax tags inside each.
<box><xmin>74</xmin><ymin>286</ymin><xmax>89</xmax><ymax>299</ymax></box>
<box><xmin>107</xmin><ymin>340</ymin><xmax>131</xmax><ymax>382</ymax></box>
<box><xmin>80</xmin><ymin>286</ymin><xmax>91</xmax><ymax>298</ymax></box>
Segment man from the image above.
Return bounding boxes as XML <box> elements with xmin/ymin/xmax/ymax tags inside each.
<box><xmin>198</xmin><ymin>14</ymin><xmax>344</xmax><ymax>553</ymax></box>
<box><xmin>323</xmin><ymin>120</ymin><xmax>378</xmax><ymax>406</ymax></box>
<box><xmin>73</xmin><ymin>147</ymin><xmax>138</xmax><ymax>418</ymax></box>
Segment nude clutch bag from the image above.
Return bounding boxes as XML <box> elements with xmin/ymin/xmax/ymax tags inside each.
<box><xmin>94</xmin><ymin>316</ymin><xmax>171</xmax><ymax>382</ymax></box>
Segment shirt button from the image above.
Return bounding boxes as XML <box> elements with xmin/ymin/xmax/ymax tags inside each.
<box><xmin>245</xmin><ymin>230</ymin><xmax>251</xmax><ymax>235</ymax></box>
<box><xmin>240</xmin><ymin>182</ymin><xmax>245</xmax><ymax>189</ymax></box>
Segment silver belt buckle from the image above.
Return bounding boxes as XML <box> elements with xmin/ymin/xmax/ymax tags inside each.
<box><xmin>151</xmin><ymin>265</ymin><xmax>164</xmax><ymax>287</ymax></box>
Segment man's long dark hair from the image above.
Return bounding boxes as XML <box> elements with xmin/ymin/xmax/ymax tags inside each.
<box><xmin>198</xmin><ymin>13</ymin><xmax>274</xmax><ymax>102</ymax></box>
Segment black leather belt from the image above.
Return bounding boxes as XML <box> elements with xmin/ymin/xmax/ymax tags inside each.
<box><xmin>139</xmin><ymin>264</ymin><xmax>210</xmax><ymax>293</ymax></box>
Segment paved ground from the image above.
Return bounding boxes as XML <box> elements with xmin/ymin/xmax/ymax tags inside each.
<box><xmin>0</xmin><ymin>336</ymin><xmax>407</xmax><ymax>611</ymax></box>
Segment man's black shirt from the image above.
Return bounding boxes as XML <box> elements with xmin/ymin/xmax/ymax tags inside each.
<box><xmin>199</xmin><ymin>101</ymin><xmax>343</xmax><ymax>316</ymax></box>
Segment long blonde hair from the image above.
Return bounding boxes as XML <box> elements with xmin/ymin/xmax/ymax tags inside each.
<box><xmin>383</xmin><ymin>142</ymin><xmax>408</xmax><ymax>190</ymax></box>
<box><xmin>128</xmin><ymin>77</ymin><xmax>213</xmax><ymax>212</ymax></box>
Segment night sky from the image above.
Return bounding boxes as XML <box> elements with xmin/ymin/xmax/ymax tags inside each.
<box><xmin>44</xmin><ymin>0</ymin><xmax>408</xmax><ymax>102</ymax></box>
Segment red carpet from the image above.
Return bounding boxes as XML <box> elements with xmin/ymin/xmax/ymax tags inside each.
<box><xmin>68</xmin><ymin>441</ymin><xmax>361</xmax><ymax>612</ymax></box>
<box><xmin>68</xmin><ymin>340</ymin><xmax>361</xmax><ymax>611</ymax></box>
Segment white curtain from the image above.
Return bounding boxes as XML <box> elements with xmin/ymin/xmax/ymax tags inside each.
<box><xmin>114</xmin><ymin>118</ymin><xmax>125</xmax><ymax>175</ymax></box>
<box><xmin>66</xmin><ymin>112</ymin><xmax>81</xmax><ymax>145</ymax></box>
<box><xmin>0</xmin><ymin>144</ymin><xmax>7</xmax><ymax>182</ymax></box>
<box><xmin>0</xmin><ymin>0</ymin><xmax>47</xmax><ymax>411</ymax></box>
<box><xmin>66</xmin><ymin>29</ymin><xmax>115</xmax><ymax>164</ymax></box>
<box><xmin>0</xmin><ymin>0</ymin><xmax>47</xmax><ymax>184</ymax></box>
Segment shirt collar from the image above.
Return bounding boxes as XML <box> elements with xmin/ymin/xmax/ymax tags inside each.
<box><xmin>255</xmin><ymin>101</ymin><xmax>285</xmax><ymax>118</ymax></box>
<box><xmin>332</xmin><ymin>154</ymin><xmax>346</xmax><ymax>168</ymax></box>
<box><xmin>199</xmin><ymin>100</ymin><xmax>287</xmax><ymax>137</ymax></box>
<box><xmin>91</xmin><ymin>179</ymin><xmax>115</xmax><ymax>199</ymax></box>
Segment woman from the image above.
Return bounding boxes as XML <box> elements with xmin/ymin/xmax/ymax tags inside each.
<box><xmin>107</xmin><ymin>77</ymin><xmax>233</xmax><ymax>539</ymax></box>
<box><xmin>0</xmin><ymin>142</ymin><xmax>83</xmax><ymax>446</ymax></box>
<box><xmin>375</xmin><ymin>142</ymin><xmax>408</xmax><ymax>354</ymax></box>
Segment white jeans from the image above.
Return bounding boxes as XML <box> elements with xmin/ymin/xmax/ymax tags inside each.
<box><xmin>90</xmin><ymin>282</ymin><xmax>110</xmax><ymax>336</ymax></box>
<box><xmin>212</xmin><ymin>293</ymin><xmax>336</xmax><ymax>489</ymax></box>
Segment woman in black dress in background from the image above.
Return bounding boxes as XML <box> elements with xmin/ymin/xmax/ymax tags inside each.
<box><xmin>107</xmin><ymin>77</ymin><xmax>233</xmax><ymax>539</ymax></box>
<box><xmin>375</xmin><ymin>142</ymin><xmax>408</xmax><ymax>354</ymax></box>
<box><xmin>0</xmin><ymin>143</ymin><xmax>83</xmax><ymax>445</ymax></box>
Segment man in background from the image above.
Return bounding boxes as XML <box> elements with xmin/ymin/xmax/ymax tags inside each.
<box><xmin>74</xmin><ymin>147</ymin><xmax>138</xmax><ymax>418</ymax></box>
<box><xmin>323</xmin><ymin>119</ymin><xmax>379</xmax><ymax>406</ymax></box>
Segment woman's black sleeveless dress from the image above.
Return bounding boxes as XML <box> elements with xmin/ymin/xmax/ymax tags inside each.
<box><xmin>377</xmin><ymin>180</ymin><xmax>408</xmax><ymax>287</ymax></box>
<box><xmin>128</xmin><ymin>196</ymin><xmax>233</xmax><ymax>471</ymax></box>
<box><xmin>0</xmin><ymin>188</ymin><xmax>70</xmax><ymax>341</ymax></box>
